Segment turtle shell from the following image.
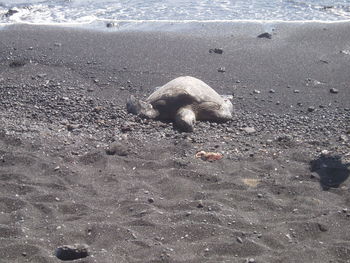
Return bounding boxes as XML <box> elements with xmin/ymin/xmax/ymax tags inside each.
<box><xmin>146</xmin><ymin>76</ymin><xmax>226</xmax><ymax>119</ymax></box>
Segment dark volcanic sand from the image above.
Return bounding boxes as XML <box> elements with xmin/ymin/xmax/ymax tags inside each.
<box><xmin>0</xmin><ymin>23</ymin><xmax>349</xmax><ymax>263</ymax></box>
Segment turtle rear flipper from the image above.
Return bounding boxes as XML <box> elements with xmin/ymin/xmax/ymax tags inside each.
<box><xmin>126</xmin><ymin>95</ymin><xmax>159</xmax><ymax>119</ymax></box>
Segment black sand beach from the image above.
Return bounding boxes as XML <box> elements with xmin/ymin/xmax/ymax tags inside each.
<box><xmin>0</xmin><ymin>23</ymin><xmax>349</xmax><ymax>262</ymax></box>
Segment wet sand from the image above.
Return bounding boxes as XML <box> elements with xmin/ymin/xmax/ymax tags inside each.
<box><xmin>0</xmin><ymin>23</ymin><xmax>349</xmax><ymax>262</ymax></box>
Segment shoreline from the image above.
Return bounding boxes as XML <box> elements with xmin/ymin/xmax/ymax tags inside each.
<box><xmin>0</xmin><ymin>23</ymin><xmax>349</xmax><ymax>262</ymax></box>
<box><xmin>1</xmin><ymin>19</ymin><xmax>350</xmax><ymax>34</ymax></box>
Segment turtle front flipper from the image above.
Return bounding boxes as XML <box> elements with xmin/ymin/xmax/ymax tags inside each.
<box><xmin>175</xmin><ymin>107</ymin><xmax>196</xmax><ymax>132</ymax></box>
<box><xmin>126</xmin><ymin>95</ymin><xmax>159</xmax><ymax>119</ymax></box>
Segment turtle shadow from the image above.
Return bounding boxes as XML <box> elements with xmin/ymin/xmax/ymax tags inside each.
<box><xmin>310</xmin><ymin>155</ymin><xmax>350</xmax><ymax>190</ymax></box>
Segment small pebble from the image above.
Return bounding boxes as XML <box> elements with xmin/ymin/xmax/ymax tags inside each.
<box><xmin>257</xmin><ymin>32</ymin><xmax>272</xmax><ymax>39</ymax></box>
<box><xmin>209</xmin><ymin>48</ymin><xmax>223</xmax><ymax>54</ymax></box>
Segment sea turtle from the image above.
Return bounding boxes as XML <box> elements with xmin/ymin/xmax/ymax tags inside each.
<box><xmin>126</xmin><ymin>76</ymin><xmax>233</xmax><ymax>132</ymax></box>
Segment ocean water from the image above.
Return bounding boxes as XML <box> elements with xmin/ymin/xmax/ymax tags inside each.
<box><xmin>0</xmin><ymin>0</ymin><xmax>350</xmax><ymax>29</ymax></box>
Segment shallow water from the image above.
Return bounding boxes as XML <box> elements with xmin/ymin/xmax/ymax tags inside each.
<box><xmin>0</xmin><ymin>0</ymin><xmax>350</xmax><ymax>28</ymax></box>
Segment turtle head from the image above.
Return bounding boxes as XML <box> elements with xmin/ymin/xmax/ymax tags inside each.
<box><xmin>175</xmin><ymin>107</ymin><xmax>196</xmax><ymax>132</ymax></box>
<box><xmin>221</xmin><ymin>97</ymin><xmax>234</xmax><ymax>120</ymax></box>
<box><xmin>126</xmin><ymin>95</ymin><xmax>159</xmax><ymax>119</ymax></box>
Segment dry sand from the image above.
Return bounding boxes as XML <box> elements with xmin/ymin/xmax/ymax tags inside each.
<box><xmin>0</xmin><ymin>23</ymin><xmax>349</xmax><ymax>262</ymax></box>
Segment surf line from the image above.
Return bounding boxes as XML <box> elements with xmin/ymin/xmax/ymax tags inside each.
<box><xmin>99</xmin><ymin>18</ymin><xmax>350</xmax><ymax>24</ymax></box>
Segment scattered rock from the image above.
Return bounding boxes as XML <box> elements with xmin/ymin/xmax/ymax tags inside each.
<box><xmin>218</xmin><ymin>67</ymin><xmax>226</xmax><ymax>73</ymax></box>
<box><xmin>269</xmin><ymin>89</ymin><xmax>276</xmax><ymax>93</ymax></box>
<box><xmin>197</xmin><ymin>202</ymin><xmax>204</xmax><ymax>208</ymax></box>
<box><xmin>105</xmin><ymin>142</ymin><xmax>128</xmax><ymax>156</ymax></box>
<box><xmin>308</xmin><ymin>106</ymin><xmax>316</xmax><ymax>112</ymax></box>
<box><xmin>253</xmin><ymin>89</ymin><xmax>260</xmax><ymax>94</ymax></box>
<box><xmin>121</xmin><ymin>124</ymin><xmax>133</xmax><ymax>132</ymax></box>
<box><xmin>277</xmin><ymin>134</ymin><xmax>291</xmax><ymax>141</ymax></box>
<box><xmin>293</xmin><ymin>89</ymin><xmax>300</xmax><ymax>93</ymax></box>
<box><xmin>55</xmin><ymin>244</ymin><xmax>89</xmax><ymax>261</ymax></box>
<box><xmin>4</xmin><ymin>9</ymin><xmax>18</xmax><ymax>17</ymax></box>
<box><xmin>106</xmin><ymin>22</ymin><xmax>117</xmax><ymax>28</ymax></box>
<box><xmin>243</xmin><ymin>127</ymin><xmax>256</xmax><ymax>134</ymax></box>
<box><xmin>66</xmin><ymin>124</ymin><xmax>79</xmax><ymax>131</ymax></box>
<box><xmin>9</xmin><ymin>60</ymin><xmax>26</xmax><ymax>68</ymax></box>
<box><xmin>339</xmin><ymin>134</ymin><xmax>348</xmax><ymax>142</ymax></box>
<box><xmin>236</xmin><ymin>236</ymin><xmax>243</xmax><ymax>243</ymax></box>
<box><xmin>209</xmin><ymin>48</ymin><xmax>223</xmax><ymax>54</ymax></box>
<box><xmin>330</xmin><ymin>88</ymin><xmax>339</xmax><ymax>94</ymax></box>
<box><xmin>317</xmin><ymin>223</ymin><xmax>328</xmax><ymax>232</ymax></box>
<box><xmin>185</xmin><ymin>211</ymin><xmax>192</xmax><ymax>216</ymax></box>
<box><xmin>37</xmin><ymin>73</ymin><xmax>47</xmax><ymax>78</ymax></box>
<box><xmin>257</xmin><ymin>32</ymin><xmax>272</xmax><ymax>39</ymax></box>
